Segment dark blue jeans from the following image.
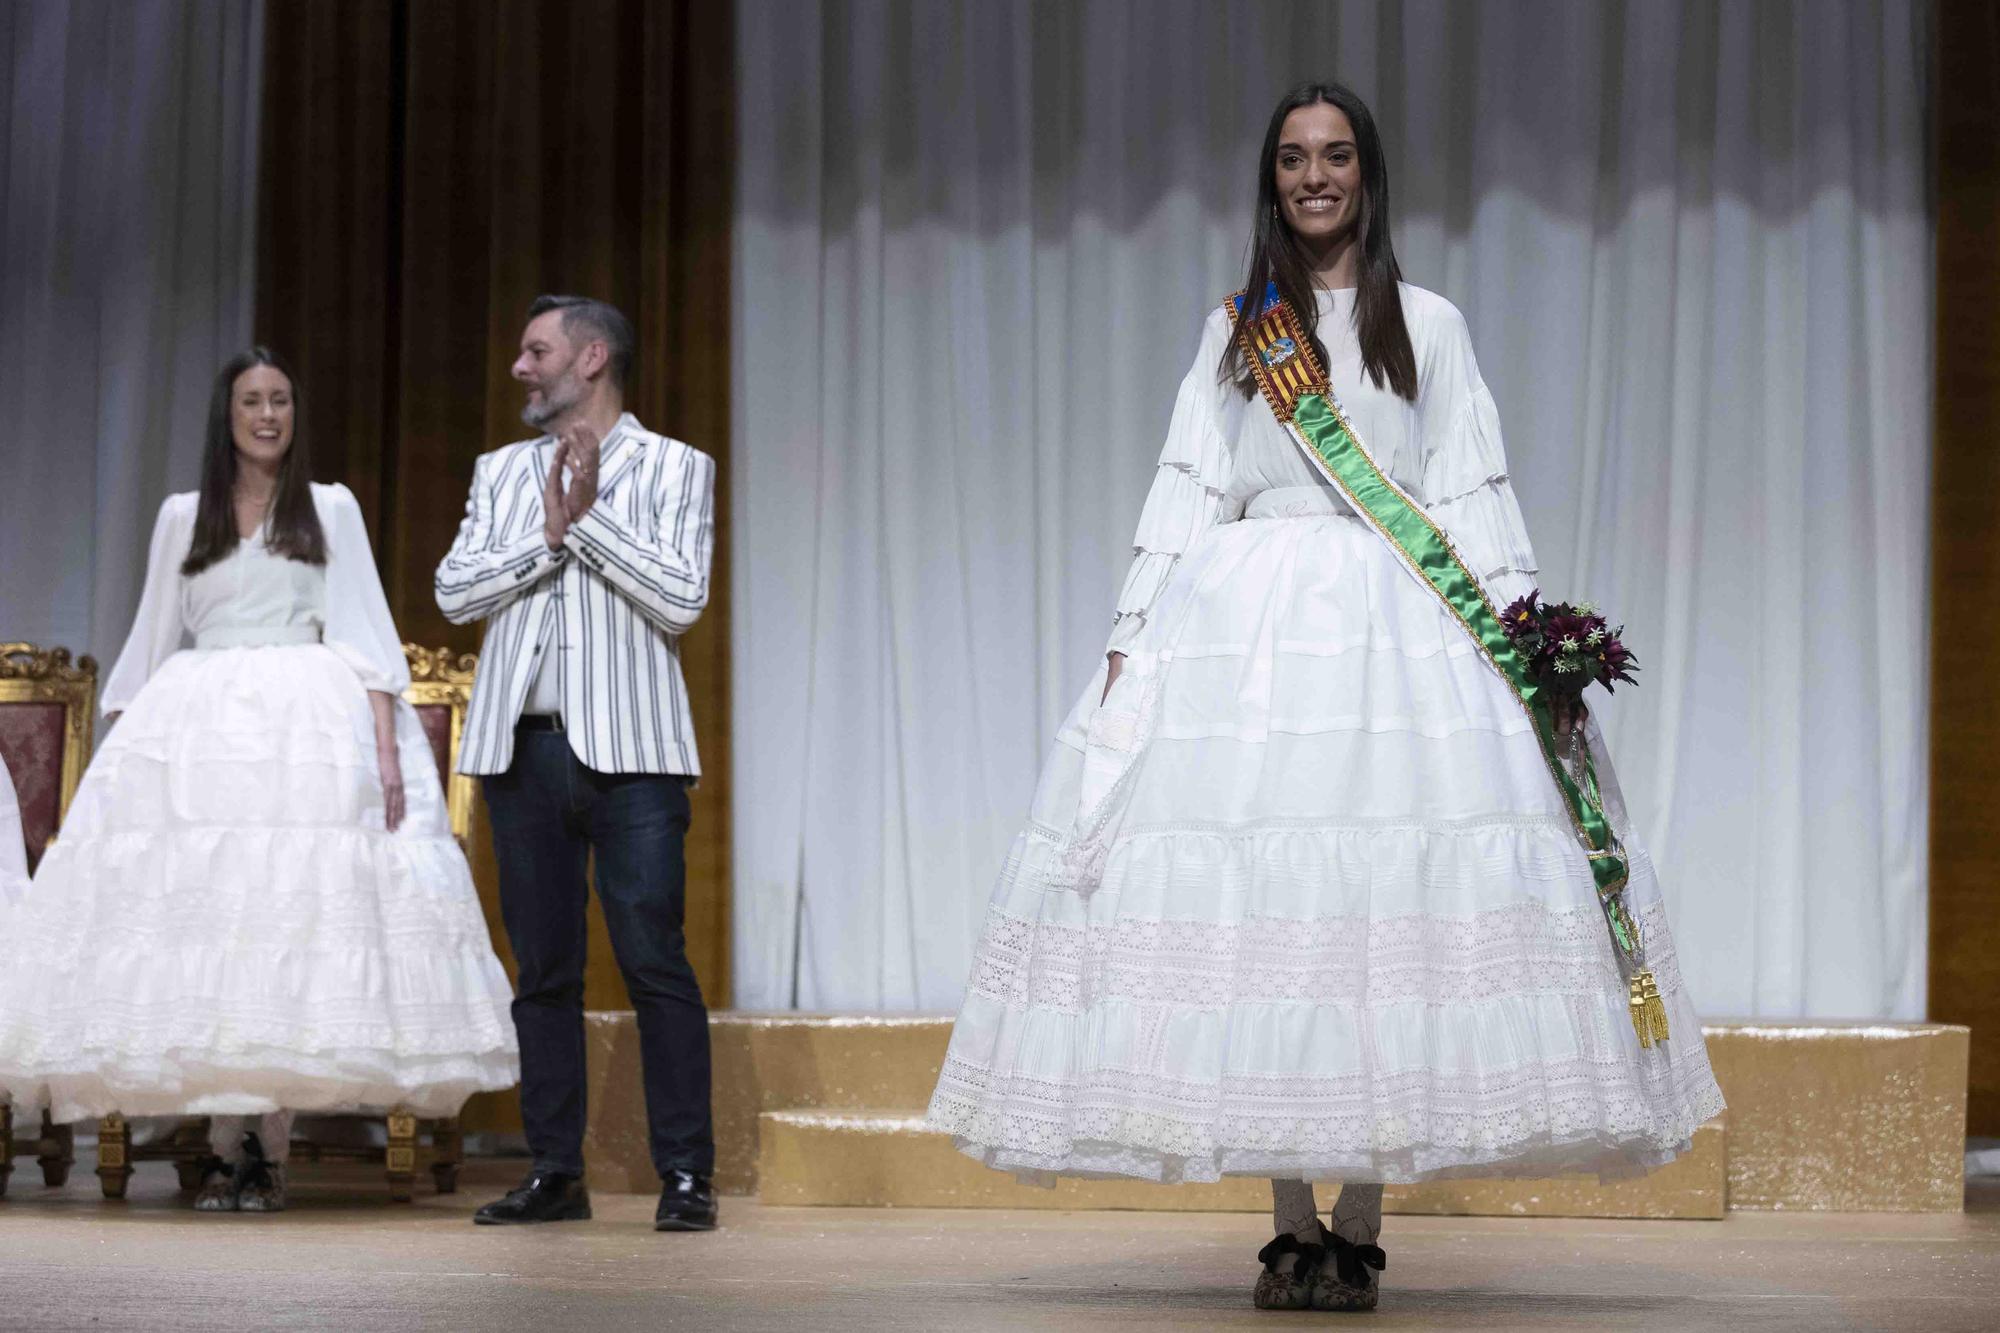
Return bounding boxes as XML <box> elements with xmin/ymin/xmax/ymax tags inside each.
<box><xmin>482</xmin><ymin>726</ymin><xmax>714</xmax><ymax>1181</ymax></box>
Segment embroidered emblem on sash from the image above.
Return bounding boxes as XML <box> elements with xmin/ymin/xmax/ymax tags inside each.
<box><xmin>1259</xmin><ymin>336</ymin><xmax>1298</xmax><ymax>368</ymax></box>
<box><xmin>1228</xmin><ymin>283</ymin><xmax>1327</xmax><ymax>423</ymax></box>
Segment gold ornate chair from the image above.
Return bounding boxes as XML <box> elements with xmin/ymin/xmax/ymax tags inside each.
<box><xmin>0</xmin><ymin>643</ymin><xmax>95</xmax><ymax>1197</ymax></box>
<box><xmin>280</xmin><ymin>644</ymin><xmax>481</xmax><ymax>1200</ymax></box>
<box><xmin>403</xmin><ymin>644</ymin><xmax>480</xmax><ymax>855</ymax></box>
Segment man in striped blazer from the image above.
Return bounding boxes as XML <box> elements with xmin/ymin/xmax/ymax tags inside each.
<box><xmin>436</xmin><ymin>295</ymin><xmax>719</xmax><ymax>1232</ymax></box>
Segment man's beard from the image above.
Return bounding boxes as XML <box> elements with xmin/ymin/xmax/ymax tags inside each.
<box><xmin>521</xmin><ymin>374</ymin><xmax>582</xmax><ymax>430</ymax></box>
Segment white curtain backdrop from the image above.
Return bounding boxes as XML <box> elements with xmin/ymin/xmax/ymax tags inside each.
<box><xmin>732</xmin><ymin>0</ymin><xmax>1932</xmax><ymax>1019</ymax></box>
<box><xmin>0</xmin><ymin>0</ymin><xmax>263</xmax><ymax>670</ymax></box>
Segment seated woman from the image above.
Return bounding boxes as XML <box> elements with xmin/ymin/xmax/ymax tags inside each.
<box><xmin>0</xmin><ymin>349</ymin><xmax>518</xmax><ymax>1212</ymax></box>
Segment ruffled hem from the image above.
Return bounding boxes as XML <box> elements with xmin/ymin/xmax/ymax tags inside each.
<box><xmin>933</xmin><ymin>711</ymin><xmax>1724</xmax><ymax>1184</ymax></box>
<box><xmin>934</xmin><ymin>1093</ymin><xmax>1726</xmax><ymax>1187</ymax></box>
<box><xmin>7</xmin><ymin>1047</ymin><xmax>519</xmax><ymax>1122</ymax></box>
<box><xmin>929</xmin><ymin>944</ymin><xmax>1724</xmax><ymax>1185</ymax></box>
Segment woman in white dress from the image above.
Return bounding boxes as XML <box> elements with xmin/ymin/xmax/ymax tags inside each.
<box><xmin>927</xmin><ymin>83</ymin><xmax>1724</xmax><ymax>1311</ymax></box>
<box><xmin>0</xmin><ymin>348</ymin><xmax>518</xmax><ymax>1213</ymax></box>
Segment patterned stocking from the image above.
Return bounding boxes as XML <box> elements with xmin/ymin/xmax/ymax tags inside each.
<box><xmin>1270</xmin><ymin>1178</ymin><xmax>1322</xmax><ymax>1245</ymax></box>
<box><xmin>1330</xmin><ymin>1181</ymin><xmax>1383</xmax><ymax>1246</ymax></box>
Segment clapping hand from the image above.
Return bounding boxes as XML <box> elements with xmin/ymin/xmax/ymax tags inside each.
<box><xmin>540</xmin><ymin>422</ymin><xmax>602</xmax><ymax>548</ymax></box>
<box><xmin>543</xmin><ymin>438</ymin><xmax>572</xmax><ymax>549</ymax></box>
<box><xmin>560</xmin><ymin>421</ymin><xmax>602</xmax><ymax>522</ymax></box>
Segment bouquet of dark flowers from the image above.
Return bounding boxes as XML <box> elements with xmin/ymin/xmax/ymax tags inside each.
<box><xmin>1499</xmin><ymin>589</ymin><xmax>1669</xmax><ymax>1049</ymax></box>
<box><xmin>1498</xmin><ymin>589</ymin><xmax>1639</xmax><ymax>700</ymax></box>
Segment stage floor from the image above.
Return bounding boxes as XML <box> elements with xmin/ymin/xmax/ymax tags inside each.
<box><xmin>1</xmin><ymin>1163</ymin><xmax>1995</xmax><ymax>1331</ymax></box>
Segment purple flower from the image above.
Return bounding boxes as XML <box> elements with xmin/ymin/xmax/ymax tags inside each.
<box><xmin>1500</xmin><ymin>589</ymin><xmax>1543</xmax><ymax>644</ymax></box>
<box><xmin>1541</xmin><ymin>611</ymin><xmax>1599</xmax><ymax>649</ymax></box>
<box><xmin>1595</xmin><ymin>634</ymin><xmax>1640</xmax><ymax>692</ymax></box>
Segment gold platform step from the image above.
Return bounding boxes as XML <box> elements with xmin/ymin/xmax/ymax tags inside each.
<box><xmin>758</xmin><ymin>1109</ymin><xmax>1729</xmax><ymax>1219</ymax></box>
<box><xmin>577</xmin><ymin>1012</ymin><xmax>1968</xmax><ymax>1212</ymax></box>
<box><xmin>1704</xmin><ymin>1022</ymin><xmax>1969</xmax><ymax>1211</ymax></box>
<box><xmin>583</xmin><ymin>1012</ymin><xmax>949</xmax><ymax>1194</ymax></box>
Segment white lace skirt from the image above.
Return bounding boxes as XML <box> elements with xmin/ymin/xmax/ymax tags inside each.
<box><xmin>927</xmin><ymin>513</ymin><xmax>1726</xmax><ymax>1184</ymax></box>
<box><xmin>0</xmin><ymin>643</ymin><xmax>519</xmax><ymax>1122</ymax></box>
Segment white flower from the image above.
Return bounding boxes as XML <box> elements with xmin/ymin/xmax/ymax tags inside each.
<box><xmin>1555</xmin><ymin>657</ymin><xmax>1582</xmax><ymax>673</ymax></box>
<box><xmin>1586</xmin><ymin>628</ymin><xmax>1605</xmax><ymax>647</ymax></box>
<box><xmin>1559</xmin><ymin>636</ymin><xmax>1581</xmax><ymax>653</ymax></box>
<box><xmin>1575</xmin><ymin>601</ymin><xmax>1601</xmax><ymax>616</ymax></box>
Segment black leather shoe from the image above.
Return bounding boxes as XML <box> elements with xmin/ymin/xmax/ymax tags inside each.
<box><xmin>653</xmin><ymin>1170</ymin><xmax>718</xmax><ymax>1231</ymax></box>
<box><xmin>473</xmin><ymin>1171</ymin><xmax>592</xmax><ymax>1225</ymax></box>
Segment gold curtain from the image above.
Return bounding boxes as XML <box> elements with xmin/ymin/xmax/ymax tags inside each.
<box><xmin>254</xmin><ymin>0</ymin><xmax>735</xmax><ymax>1102</ymax></box>
<box><xmin>1930</xmin><ymin>0</ymin><xmax>2000</xmax><ymax>1135</ymax></box>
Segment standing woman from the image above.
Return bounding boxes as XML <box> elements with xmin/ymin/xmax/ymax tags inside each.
<box><xmin>928</xmin><ymin>83</ymin><xmax>1724</xmax><ymax>1311</ymax></box>
<box><xmin>0</xmin><ymin>349</ymin><xmax>518</xmax><ymax>1212</ymax></box>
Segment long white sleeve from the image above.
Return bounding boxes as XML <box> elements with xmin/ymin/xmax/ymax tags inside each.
<box><xmin>318</xmin><ymin>483</ymin><xmax>411</xmax><ymax>694</ymax></box>
<box><xmin>1106</xmin><ymin>310</ymin><xmax>1236</xmax><ymax>656</ymax></box>
<box><xmin>1417</xmin><ymin>309</ymin><xmax>1540</xmax><ymax>611</ymax></box>
<box><xmin>100</xmin><ymin>494</ymin><xmax>195</xmax><ymax>713</ymax></box>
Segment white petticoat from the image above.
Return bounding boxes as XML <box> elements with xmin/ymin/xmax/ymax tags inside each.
<box><xmin>927</xmin><ymin>512</ymin><xmax>1726</xmax><ymax>1185</ymax></box>
<box><xmin>0</xmin><ymin>643</ymin><xmax>519</xmax><ymax>1122</ymax></box>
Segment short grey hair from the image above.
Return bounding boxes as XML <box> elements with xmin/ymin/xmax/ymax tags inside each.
<box><xmin>526</xmin><ymin>294</ymin><xmax>635</xmax><ymax>389</ymax></box>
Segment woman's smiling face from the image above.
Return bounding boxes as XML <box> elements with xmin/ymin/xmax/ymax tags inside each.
<box><xmin>1274</xmin><ymin>102</ymin><xmax>1361</xmax><ymax>248</ymax></box>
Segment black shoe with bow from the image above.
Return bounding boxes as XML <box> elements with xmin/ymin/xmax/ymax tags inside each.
<box><xmin>473</xmin><ymin>1171</ymin><xmax>592</xmax><ymax>1225</ymax></box>
<box><xmin>1311</xmin><ymin>1233</ymin><xmax>1387</xmax><ymax>1312</ymax></box>
<box><xmin>653</xmin><ymin>1169</ymin><xmax>718</xmax><ymax>1231</ymax></box>
<box><xmin>1251</xmin><ymin>1231</ymin><xmax>1326</xmax><ymax>1309</ymax></box>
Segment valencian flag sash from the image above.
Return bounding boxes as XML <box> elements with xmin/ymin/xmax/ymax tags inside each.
<box><xmin>1228</xmin><ymin>283</ymin><xmax>1669</xmax><ymax>1049</ymax></box>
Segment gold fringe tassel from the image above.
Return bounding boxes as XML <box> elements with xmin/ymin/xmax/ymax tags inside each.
<box><xmin>1641</xmin><ymin>971</ymin><xmax>1670</xmax><ymax>1045</ymax></box>
<box><xmin>1629</xmin><ymin>971</ymin><xmax>1670</xmax><ymax>1048</ymax></box>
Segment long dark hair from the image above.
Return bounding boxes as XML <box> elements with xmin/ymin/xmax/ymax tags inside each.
<box><xmin>1223</xmin><ymin>81</ymin><xmax>1417</xmax><ymax>403</ymax></box>
<box><xmin>181</xmin><ymin>347</ymin><xmax>326</xmax><ymax>576</ymax></box>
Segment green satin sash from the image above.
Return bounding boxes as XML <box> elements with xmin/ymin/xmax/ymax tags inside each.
<box><xmin>1229</xmin><ymin>286</ymin><xmax>1666</xmax><ymax>1045</ymax></box>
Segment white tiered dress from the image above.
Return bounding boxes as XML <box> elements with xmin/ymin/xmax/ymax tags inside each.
<box><xmin>928</xmin><ymin>286</ymin><xmax>1725</xmax><ymax>1185</ymax></box>
<box><xmin>0</xmin><ymin>483</ymin><xmax>518</xmax><ymax>1122</ymax></box>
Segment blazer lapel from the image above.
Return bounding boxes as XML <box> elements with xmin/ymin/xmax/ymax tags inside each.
<box><xmin>593</xmin><ymin>425</ymin><xmax>647</xmax><ymax>499</ymax></box>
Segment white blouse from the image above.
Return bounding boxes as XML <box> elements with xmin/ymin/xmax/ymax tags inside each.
<box><xmin>1107</xmin><ymin>283</ymin><xmax>1541</xmax><ymax>654</ymax></box>
<box><xmin>101</xmin><ymin>482</ymin><xmax>412</xmax><ymax>712</ymax></box>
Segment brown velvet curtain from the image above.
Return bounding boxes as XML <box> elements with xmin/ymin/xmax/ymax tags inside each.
<box><xmin>255</xmin><ymin>0</ymin><xmax>734</xmax><ymax>1074</ymax></box>
<box><xmin>1930</xmin><ymin>0</ymin><xmax>2000</xmax><ymax>1136</ymax></box>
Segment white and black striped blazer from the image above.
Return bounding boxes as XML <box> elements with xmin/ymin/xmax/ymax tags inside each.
<box><xmin>435</xmin><ymin>413</ymin><xmax>715</xmax><ymax>777</ymax></box>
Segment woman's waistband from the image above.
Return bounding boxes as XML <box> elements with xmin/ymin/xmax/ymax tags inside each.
<box><xmin>194</xmin><ymin>624</ymin><xmax>322</xmax><ymax>650</ymax></box>
<box><xmin>1243</xmin><ymin>486</ymin><xmax>1358</xmax><ymax>520</ymax></box>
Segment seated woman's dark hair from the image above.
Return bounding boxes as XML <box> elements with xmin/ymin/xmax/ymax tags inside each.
<box><xmin>182</xmin><ymin>347</ymin><xmax>326</xmax><ymax>577</ymax></box>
